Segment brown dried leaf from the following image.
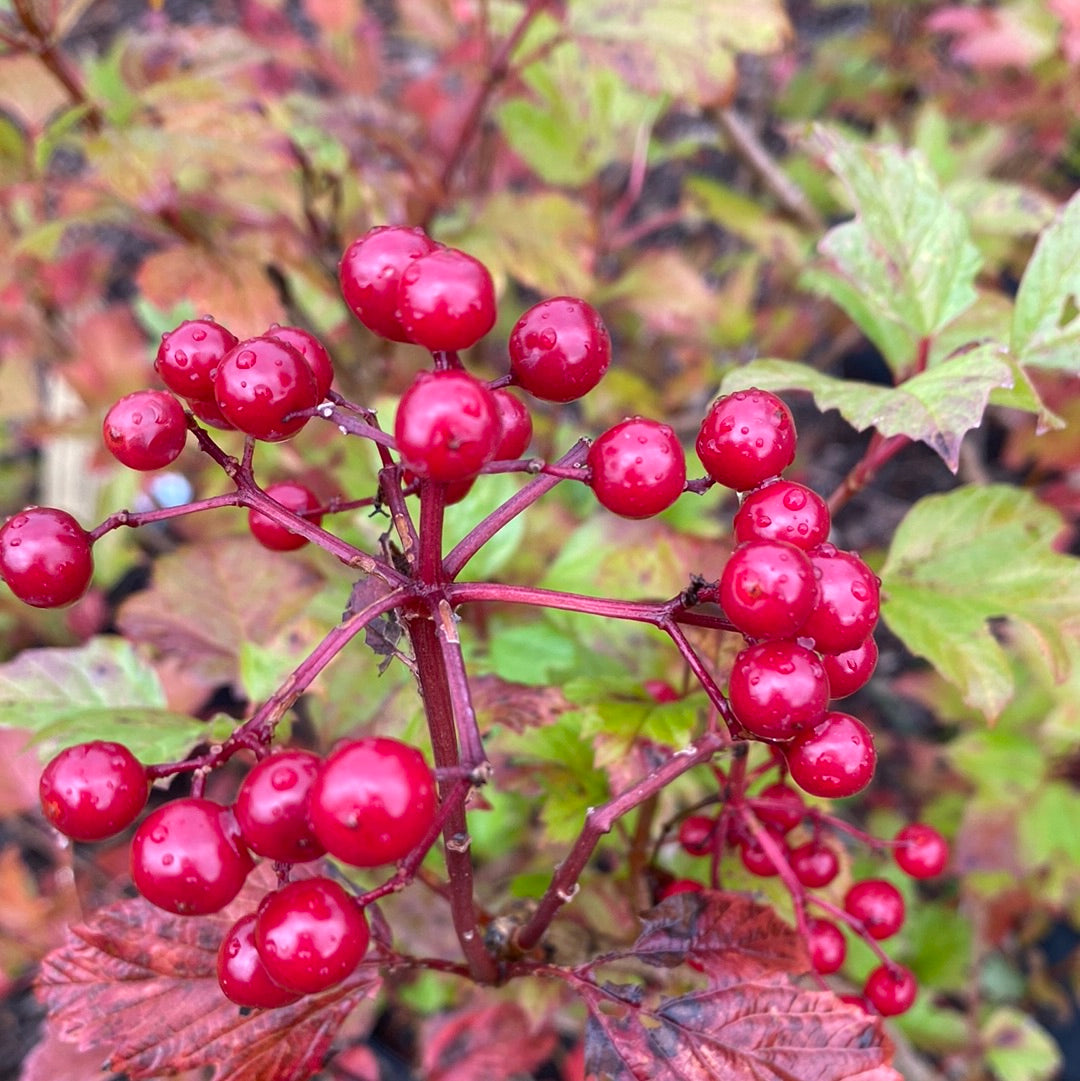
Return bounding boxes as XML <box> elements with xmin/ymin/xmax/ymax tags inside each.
<box><xmin>470</xmin><ymin>674</ymin><xmax>571</xmax><ymax>734</ymax></box>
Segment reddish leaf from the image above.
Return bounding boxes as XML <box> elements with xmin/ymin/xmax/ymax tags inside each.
<box><xmin>469</xmin><ymin>674</ymin><xmax>571</xmax><ymax>733</ymax></box>
<box><xmin>420</xmin><ymin>1000</ymin><xmax>560</xmax><ymax>1081</ymax></box>
<box><xmin>36</xmin><ymin>870</ymin><xmax>381</xmax><ymax>1081</ymax></box>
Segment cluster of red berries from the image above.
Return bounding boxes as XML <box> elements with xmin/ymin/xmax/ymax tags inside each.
<box><xmin>38</xmin><ymin>737</ymin><xmax>435</xmax><ymax>1006</ymax></box>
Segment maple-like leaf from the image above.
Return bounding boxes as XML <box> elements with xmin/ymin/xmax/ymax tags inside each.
<box><xmin>36</xmin><ymin>873</ymin><xmax>381</xmax><ymax>1081</ymax></box>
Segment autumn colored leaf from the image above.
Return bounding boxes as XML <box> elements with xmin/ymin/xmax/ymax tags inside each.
<box><xmin>37</xmin><ymin>872</ymin><xmax>381</xmax><ymax>1081</ymax></box>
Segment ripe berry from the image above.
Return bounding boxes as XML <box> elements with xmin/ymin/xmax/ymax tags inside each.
<box><xmin>728</xmin><ymin>641</ymin><xmax>829</xmax><ymax>741</ymax></box>
<box><xmin>739</xmin><ymin>836</ymin><xmax>783</xmax><ymax>877</ymax></box>
<box><xmin>308</xmin><ymin>737</ymin><xmax>437</xmax><ymax>868</ymax></box>
<box><xmin>214</xmin><ymin>336</ymin><xmax>319</xmax><ymax>442</ymax></box>
<box><xmin>130</xmin><ymin>798</ymin><xmax>254</xmax><ymax>915</ymax></box>
<box><xmin>39</xmin><ymin>741</ymin><xmax>148</xmax><ymax>842</ymax></box>
<box><xmin>696</xmin><ymin>389</ymin><xmax>796</xmax><ymax>491</ymax></box>
<box><xmin>492</xmin><ymin>388</ymin><xmax>533</xmax><ymax>460</ymax></box>
<box><xmin>255</xmin><ymin>877</ymin><xmax>369</xmax><ymax>994</ymax></box>
<box><xmin>822</xmin><ymin>636</ymin><xmax>879</xmax><ymax>699</ymax></box>
<box><xmin>218</xmin><ymin>913</ymin><xmax>302</xmax><ymax>1009</ymax></box>
<box><xmin>339</xmin><ymin>226</ymin><xmax>438</xmax><ymax>342</ymax></box>
<box><xmin>784</xmin><ymin>712</ymin><xmax>876</xmax><ymax>799</ymax></box>
<box><xmin>799</xmin><ymin>545</ymin><xmax>880</xmax><ymax>655</ymax></box>
<box><xmin>789</xmin><ymin>840</ymin><xmax>840</xmax><ymax>889</ymax></box>
<box><xmin>893</xmin><ymin>823</ymin><xmax>949</xmax><ymax>879</ymax></box>
<box><xmin>718</xmin><ymin>540</ymin><xmax>818</xmax><ymax>640</ymax></box>
<box><xmin>266</xmin><ymin>324</ymin><xmax>334</xmax><ymax>400</ymax></box>
<box><xmin>102</xmin><ymin>390</ymin><xmax>188</xmax><ymax>471</ymax></box>
<box><xmin>155</xmin><ymin>317</ymin><xmax>238</xmax><ymax>402</ymax></box>
<box><xmin>587</xmin><ymin>418</ymin><xmax>686</xmax><ymax>519</ymax></box>
<box><xmin>657</xmin><ymin>878</ymin><xmax>703</xmax><ymax>901</ymax></box>
<box><xmin>0</xmin><ymin>507</ymin><xmax>94</xmax><ymax>609</ymax></box>
<box><xmin>508</xmin><ymin>296</ymin><xmax>611</xmax><ymax>402</ymax></box>
<box><xmin>394</xmin><ymin>369</ymin><xmax>500</xmax><ymax>483</ymax></box>
<box><xmin>234</xmin><ymin>750</ymin><xmax>326</xmax><ymax>862</ymax></box>
<box><xmin>844</xmin><ymin>879</ymin><xmax>905</xmax><ymax>940</ymax></box>
<box><xmin>644</xmin><ymin>680</ymin><xmax>681</xmax><ymax>703</ymax></box>
<box><xmin>863</xmin><ymin>964</ymin><xmax>917</xmax><ymax>1016</ymax></box>
<box><xmin>806</xmin><ymin>918</ymin><xmax>846</xmax><ymax>974</ymax></box>
<box><xmin>678</xmin><ymin>814</ymin><xmax>716</xmax><ymax>857</ymax></box>
<box><xmin>396</xmin><ymin>247</ymin><xmax>496</xmax><ymax>351</ymax></box>
<box><xmin>751</xmin><ymin>783</ymin><xmax>805</xmax><ymax>834</ymax></box>
<box><xmin>248</xmin><ymin>482</ymin><xmax>324</xmax><ymax>552</ymax></box>
<box><xmin>733</xmin><ymin>480</ymin><xmax>830</xmax><ymax>550</ymax></box>
<box><xmin>189</xmin><ymin>397</ymin><xmax>236</xmax><ymax>430</ymax></box>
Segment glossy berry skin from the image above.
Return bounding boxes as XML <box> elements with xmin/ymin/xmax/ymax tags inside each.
<box><xmin>678</xmin><ymin>815</ymin><xmax>716</xmax><ymax>857</ymax></box>
<box><xmin>718</xmin><ymin>540</ymin><xmax>818</xmax><ymax>640</ymax></box>
<box><xmin>822</xmin><ymin>635</ymin><xmax>878</xmax><ymax>699</ymax></box>
<box><xmin>844</xmin><ymin>879</ymin><xmax>905</xmax><ymax>940</ymax></box>
<box><xmin>266</xmin><ymin>325</ymin><xmax>334</xmax><ymax>400</ymax></box>
<box><xmin>102</xmin><ymin>390</ymin><xmax>188</xmax><ymax>471</ymax></box>
<box><xmin>864</xmin><ymin>964</ymin><xmax>917</xmax><ymax>1016</ymax></box>
<box><xmin>217</xmin><ymin>913</ymin><xmax>302</xmax><ymax>1009</ymax></box>
<box><xmin>189</xmin><ymin>397</ymin><xmax>236</xmax><ymax>430</ymax></box>
<box><xmin>739</xmin><ymin>836</ymin><xmax>783</xmax><ymax>877</ymax></box>
<box><xmin>155</xmin><ymin>317</ymin><xmax>238</xmax><ymax>402</ymax></box>
<box><xmin>339</xmin><ymin>226</ymin><xmax>438</xmax><ymax>342</ymax></box>
<box><xmin>784</xmin><ymin>712</ymin><xmax>876</xmax><ymax>799</ymax></box>
<box><xmin>0</xmin><ymin>507</ymin><xmax>94</xmax><ymax>609</ymax></box>
<box><xmin>695</xmin><ymin>389</ymin><xmax>796</xmax><ymax>491</ymax></box>
<box><xmin>248</xmin><ymin>483</ymin><xmax>324</xmax><ymax>552</ymax></box>
<box><xmin>806</xmin><ymin>918</ymin><xmax>846</xmax><ymax>975</ymax></box>
<box><xmin>214</xmin><ymin>336</ymin><xmax>319</xmax><ymax>442</ymax></box>
<box><xmin>308</xmin><ymin>737</ymin><xmax>437</xmax><ymax>868</ymax></box>
<box><xmin>799</xmin><ymin>545</ymin><xmax>880</xmax><ymax>655</ymax></box>
<box><xmin>508</xmin><ymin>296</ymin><xmax>611</xmax><ymax>403</ymax></box>
<box><xmin>733</xmin><ymin>480</ymin><xmax>830</xmax><ymax>550</ymax></box>
<box><xmin>255</xmin><ymin>877</ymin><xmax>369</xmax><ymax>994</ymax></box>
<box><xmin>894</xmin><ymin>823</ymin><xmax>949</xmax><ymax>879</ymax></box>
<box><xmin>587</xmin><ymin>418</ymin><xmax>686</xmax><ymax>519</ymax></box>
<box><xmin>233</xmin><ymin>750</ymin><xmax>326</xmax><ymax>862</ymax></box>
<box><xmin>492</xmin><ymin>388</ymin><xmax>533</xmax><ymax>460</ymax></box>
<box><xmin>789</xmin><ymin>840</ymin><xmax>840</xmax><ymax>889</ymax></box>
<box><xmin>396</xmin><ymin>247</ymin><xmax>496</xmax><ymax>351</ymax></box>
<box><xmin>39</xmin><ymin>741</ymin><xmax>148</xmax><ymax>842</ymax></box>
<box><xmin>728</xmin><ymin>641</ymin><xmax>829</xmax><ymax>741</ymax></box>
<box><xmin>751</xmin><ymin>783</ymin><xmax>805</xmax><ymax>834</ymax></box>
<box><xmin>394</xmin><ymin>370</ymin><xmax>500</xmax><ymax>483</ymax></box>
<box><xmin>130</xmin><ymin>798</ymin><xmax>254</xmax><ymax>915</ymax></box>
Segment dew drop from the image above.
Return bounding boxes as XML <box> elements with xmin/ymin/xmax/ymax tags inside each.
<box><xmin>271</xmin><ymin>767</ymin><xmax>298</xmax><ymax>791</ymax></box>
<box><xmin>235</xmin><ymin>350</ymin><xmax>257</xmax><ymax>370</ymax></box>
<box><xmin>783</xmin><ymin>488</ymin><xmax>807</xmax><ymax>510</ymax></box>
<box><xmin>192</xmin><ymin>328</ymin><xmax>206</xmax><ymax>342</ymax></box>
<box><xmin>161</xmin><ymin>853</ymin><xmax>174</xmax><ymax>867</ymax></box>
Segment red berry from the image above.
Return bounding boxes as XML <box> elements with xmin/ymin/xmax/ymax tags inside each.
<box><xmin>308</xmin><ymin>737</ymin><xmax>437</xmax><ymax>868</ymax></box>
<box><xmin>751</xmin><ymin>783</ymin><xmax>805</xmax><ymax>834</ymax></box>
<box><xmin>155</xmin><ymin>317</ymin><xmax>238</xmax><ymax>402</ymax></box>
<box><xmin>728</xmin><ymin>641</ymin><xmax>829</xmax><ymax>741</ymax></box>
<box><xmin>863</xmin><ymin>964</ymin><xmax>917</xmax><ymax>1016</ymax></box>
<box><xmin>0</xmin><ymin>507</ymin><xmax>94</xmax><ymax>609</ymax></box>
<box><xmin>718</xmin><ymin>540</ymin><xmax>818</xmax><ymax>640</ymax></box>
<box><xmin>255</xmin><ymin>877</ymin><xmax>370</xmax><ymax>994</ymax></box>
<box><xmin>266</xmin><ymin>324</ymin><xmax>334</xmax><ymax>400</ymax></box>
<box><xmin>644</xmin><ymin>679</ymin><xmax>681</xmax><ymax>703</ymax></box>
<box><xmin>784</xmin><ymin>712</ymin><xmax>876</xmax><ymax>799</ymax></box>
<box><xmin>339</xmin><ymin>226</ymin><xmax>438</xmax><ymax>342</ymax></box>
<box><xmin>396</xmin><ymin>247</ymin><xmax>496</xmax><ymax>351</ymax></box>
<box><xmin>39</xmin><ymin>741</ymin><xmax>147</xmax><ymax>842</ymax></box>
<box><xmin>696</xmin><ymin>389</ymin><xmax>796</xmax><ymax>491</ymax></box>
<box><xmin>799</xmin><ymin>545</ymin><xmax>880</xmax><ymax>655</ymax></box>
<box><xmin>217</xmin><ymin>913</ymin><xmax>302</xmax><ymax>1009</ymax></box>
<box><xmin>733</xmin><ymin>480</ymin><xmax>830</xmax><ymax>550</ymax></box>
<box><xmin>844</xmin><ymin>879</ymin><xmax>905</xmax><ymax>940</ymax></box>
<box><xmin>789</xmin><ymin>840</ymin><xmax>840</xmax><ymax>888</ymax></box>
<box><xmin>248</xmin><ymin>482</ymin><xmax>324</xmax><ymax>552</ymax></box>
<box><xmin>806</xmin><ymin>918</ymin><xmax>846</xmax><ymax>974</ymax></box>
<box><xmin>587</xmin><ymin>417</ymin><xmax>686</xmax><ymax>519</ymax></box>
<box><xmin>657</xmin><ymin>879</ymin><xmax>703</xmax><ymax>900</ymax></box>
<box><xmin>893</xmin><ymin>823</ymin><xmax>949</xmax><ymax>879</ymax></box>
<box><xmin>508</xmin><ymin>296</ymin><xmax>611</xmax><ymax>402</ymax></box>
<box><xmin>822</xmin><ymin>636</ymin><xmax>879</xmax><ymax>699</ymax></box>
<box><xmin>492</xmin><ymin>388</ymin><xmax>533</xmax><ymax>460</ymax></box>
<box><xmin>394</xmin><ymin>369</ymin><xmax>500</xmax><ymax>483</ymax></box>
<box><xmin>102</xmin><ymin>390</ymin><xmax>188</xmax><ymax>471</ymax></box>
<box><xmin>130</xmin><ymin>798</ymin><xmax>254</xmax><ymax>915</ymax></box>
<box><xmin>214</xmin><ymin>336</ymin><xmax>319</xmax><ymax>442</ymax></box>
<box><xmin>234</xmin><ymin>750</ymin><xmax>326</xmax><ymax>862</ymax></box>
<box><xmin>189</xmin><ymin>397</ymin><xmax>236</xmax><ymax>430</ymax></box>
<box><xmin>678</xmin><ymin>814</ymin><xmax>716</xmax><ymax>857</ymax></box>
<box><xmin>739</xmin><ymin>836</ymin><xmax>783</xmax><ymax>877</ymax></box>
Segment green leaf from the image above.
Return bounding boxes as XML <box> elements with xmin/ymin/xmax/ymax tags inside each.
<box><xmin>718</xmin><ymin>347</ymin><xmax>1015</xmax><ymax>471</ymax></box>
<box><xmin>880</xmin><ymin>486</ymin><xmax>1080</xmax><ymax>717</ymax></box>
<box><xmin>0</xmin><ymin>637</ymin><xmax>208</xmax><ymax>764</ymax></box>
<box><xmin>1011</xmin><ymin>190</ymin><xmax>1080</xmax><ymax>370</ymax></box>
<box><xmin>443</xmin><ymin>473</ymin><xmax>530</xmax><ymax>582</ymax></box>
<box><xmin>487</xmin><ymin>619</ymin><xmax>583</xmax><ymax>686</ymax></box>
<box><xmin>804</xmin><ymin>128</ymin><xmax>983</xmax><ymax>373</ymax></box>
<box><xmin>982</xmin><ymin>1008</ymin><xmax>1063</xmax><ymax>1081</ymax></box>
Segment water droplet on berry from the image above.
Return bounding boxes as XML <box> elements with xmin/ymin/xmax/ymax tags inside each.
<box><xmin>851</xmin><ymin>581</ymin><xmax>869</xmax><ymax>601</ymax></box>
<box><xmin>271</xmin><ymin>767</ymin><xmax>298</xmax><ymax>791</ymax></box>
<box><xmin>150</xmin><ymin>826</ymin><xmax>168</xmax><ymax>843</ymax></box>
<box><xmin>174</xmin><ymin>350</ymin><xmax>188</xmax><ymax>367</ymax></box>
<box><xmin>783</xmin><ymin>489</ymin><xmax>807</xmax><ymax>510</ymax></box>
<box><xmin>235</xmin><ymin>350</ymin><xmax>257</xmax><ymax>369</ymax></box>
<box><xmin>162</xmin><ymin>853</ymin><xmax>174</xmax><ymax>866</ymax></box>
